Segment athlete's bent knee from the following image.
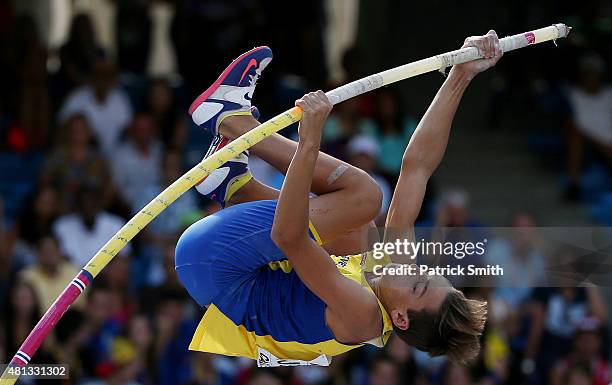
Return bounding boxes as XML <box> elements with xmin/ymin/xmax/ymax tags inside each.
<box><xmin>349</xmin><ymin>169</ymin><xmax>383</xmax><ymax>221</ymax></box>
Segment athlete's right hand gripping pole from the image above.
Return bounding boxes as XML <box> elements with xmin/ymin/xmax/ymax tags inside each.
<box><xmin>234</xmin><ymin>24</ymin><xmax>571</xmax><ymax>146</ymax></box>
<box><xmin>325</xmin><ymin>23</ymin><xmax>570</xmax><ymax>105</ymax></box>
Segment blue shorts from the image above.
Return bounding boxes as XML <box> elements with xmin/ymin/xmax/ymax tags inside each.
<box><xmin>175</xmin><ymin>200</ymin><xmax>320</xmax><ymax>308</ymax></box>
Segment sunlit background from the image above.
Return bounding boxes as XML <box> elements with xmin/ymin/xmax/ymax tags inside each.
<box><xmin>1</xmin><ymin>1</ymin><xmax>612</xmax><ymax>385</ymax></box>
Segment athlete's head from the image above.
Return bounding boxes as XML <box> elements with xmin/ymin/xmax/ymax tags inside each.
<box><xmin>379</xmin><ymin>264</ymin><xmax>487</xmax><ymax>364</ymax></box>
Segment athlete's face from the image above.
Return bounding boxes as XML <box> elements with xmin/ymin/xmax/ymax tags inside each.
<box><xmin>382</xmin><ymin>263</ymin><xmax>454</xmax><ymax>331</ymax></box>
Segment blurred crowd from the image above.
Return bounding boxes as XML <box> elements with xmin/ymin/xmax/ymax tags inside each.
<box><xmin>0</xmin><ymin>1</ymin><xmax>612</xmax><ymax>385</ymax></box>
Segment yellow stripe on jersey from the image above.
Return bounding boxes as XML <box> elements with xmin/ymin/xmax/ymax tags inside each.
<box><xmin>189</xmin><ymin>254</ymin><xmax>393</xmax><ymax>361</ymax></box>
<box><xmin>189</xmin><ymin>303</ymin><xmax>357</xmax><ymax>361</ymax></box>
<box><xmin>308</xmin><ymin>221</ymin><xmax>323</xmax><ymax>245</ymax></box>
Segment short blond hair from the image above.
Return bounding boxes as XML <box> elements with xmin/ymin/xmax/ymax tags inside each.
<box><xmin>394</xmin><ymin>290</ymin><xmax>487</xmax><ymax>364</ymax></box>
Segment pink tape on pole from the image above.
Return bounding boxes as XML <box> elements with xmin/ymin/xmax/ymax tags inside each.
<box><xmin>12</xmin><ymin>271</ymin><xmax>91</xmax><ymax>364</ymax></box>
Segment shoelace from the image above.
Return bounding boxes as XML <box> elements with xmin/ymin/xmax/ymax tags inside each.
<box><xmin>244</xmin><ymin>72</ymin><xmax>260</xmax><ymax>100</ymax></box>
<box><xmin>248</xmin><ymin>72</ymin><xmax>260</xmax><ymax>88</ymax></box>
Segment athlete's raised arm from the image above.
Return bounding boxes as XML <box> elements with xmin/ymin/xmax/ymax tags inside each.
<box><xmin>271</xmin><ymin>92</ymin><xmax>380</xmax><ymax>338</ymax></box>
<box><xmin>384</xmin><ymin>31</ymin><xmax>503</xmax><ymax>262</ymax></box>
<box><xmin>272</xmin><ymin>91</ymin><xmax>331</xmax><ymax>254</ymax></box>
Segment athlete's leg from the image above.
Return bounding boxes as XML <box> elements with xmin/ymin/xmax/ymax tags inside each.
<box><xmin>221</xmin><ymin>114</ymin><xmax>364</xmax><ymax>197</ymax></box>
<box><xmin>186</xmin><ymin>44</ymin><xmax>379</xmax><ymax>249</ymax></box>
<box><xmin>175</xmin><ymin>201</ymin><xmax>289</xmax><ymax>309</ymax></box>
<box><xmin>231</xmin><ymin>177</ymin><xmax>376</xmax><ymax>254</ymax></box>
<box><xmin>221</xmin><ymin>114</ymin><xmax>381</xmax><ymax>245</ymax></box>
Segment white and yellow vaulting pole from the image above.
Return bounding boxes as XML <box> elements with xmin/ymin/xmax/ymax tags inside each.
<box><xmin>1</xmin><ymin>23</ymin><xmax>570</xmax><ymax>385</ymax></box>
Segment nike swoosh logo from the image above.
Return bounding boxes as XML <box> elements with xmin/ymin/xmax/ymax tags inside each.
<box><xmin>195</xmin><ymin>166</ymin><xmax>230</xmax><ymax>195</ymax></box>
<box><xmin>239</xmin><ymin>59</ymin><xmax>258</xmax><ymax>84</ymax></box>
<box><xmin>222</xmin><ymin>87</ymin><xmax>253</xmax><ymax>105</ymax></box>
<box><xmin>191</xmin><ymin>101</ymin><xmax>224</xmax><ymax>125</ymax></box>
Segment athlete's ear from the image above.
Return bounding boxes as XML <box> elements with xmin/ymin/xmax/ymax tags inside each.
<box><xmin>391</xmin><ymin>309</ymin><xmax>409</xmax><ymax>330</ymax></box>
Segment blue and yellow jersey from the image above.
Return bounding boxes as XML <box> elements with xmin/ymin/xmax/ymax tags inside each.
<box><xmin>175</xmin><ymin>200</ymin><xmax>393</xmax><ymax>366</ymax></box>
<box><xmin>189</xmin><ymin>253</ymin><xmax>393</xmax><ymax>365</ymax></box>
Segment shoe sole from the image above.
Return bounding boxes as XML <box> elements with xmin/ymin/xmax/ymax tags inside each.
<box><xmin>188</xmin><ymin>46</ymin><xmax>269</xmax><ymax>115</ymax></box>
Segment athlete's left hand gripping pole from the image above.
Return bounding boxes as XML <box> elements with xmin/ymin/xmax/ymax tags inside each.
<box><xmin>0</xmin><ymin>23</ymin><xmax>569</xmax><ymax>385</ymax></box>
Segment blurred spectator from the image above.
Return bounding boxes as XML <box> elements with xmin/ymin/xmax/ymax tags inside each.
<box><xmin>73</xmin><ymin>285</ymin><xmax>125</xmax><ymax>380</ymax></box>
<box><xmin>0</xmin><ymin>281</ymin><xmax>57</xmax><ymax>365</ymax></box>
<box><xmin>327</xmin><ymin>47</ymin><xmax>375</xmax><ymax>118</ymax></box>
<box><xmin>171</xmin><ymin>0</ymin><xmax>261</xmax><ymax>97</ymax></box>
<box><xmin>425</xmin><ymin>189</ymin><xmax>481</xmax><ymax>228</ymax></box>
<box><xmin>563</xmin><ymin>364</ymin><xmax>596</xmax><ymax>385</ymax></box>
<box><xmin>19</xmin><ymin>235</ymin><xmax>81</xmax><ymax>314</ymax></box>
<box><xmin>111</xmin><ymin>113</ymin><xmax>163</xmax><ymax>212</ymax></box>
<box><xmin>385</xmin><ymin>335</ymin><xmax>419</xmax><ymax>383</ymax></box>
<box><xmin>2</xmin><ymin>280</ymin><xmax>61</xmax><ymax>368</ymax></box>
<box><xmin>53</xmin><ymin>186</ymin><xmax>130</xmax><ymax>267</ymax></box>
<box><xmin>441</xmin><ymin>363</ymin><xmax>475</xmax><ymax>385</ymax></box>
<box><xmin>418</xmin><ymin>189</ymin><xmax>485</xmax><ymax>287</ymax></box>
<box><xmin>528</xmin><ymin>282</ymin><xmax>608</xmax><ymax>379</ymax></box>
<box><xmin>565</xmin><ymin>53</ymin><xmax>612</xmax><ymax>201</ymax></box>
<box><xmin>57</xmin><ymin>13</ymin><xmax>104</xmax><ymax>101</ymax></box>
<box><xmin>100</xmin><ymin>254</ymin><xmax>135</xmax><ymax>325</ymax></box>
<box><xmin>159</xmin><ymin>241</ymin><xmax>183</xmax><ymax>291</ymax></box>
<box><xmin>342</xmin><ymin>47</ymin><xmax>375</xmax><ymax>117</ymax></box>
<box><xmin>142</xmin><ymin>149</ymin><xmax>198</xmax><ymax>238</ymax></box>
<box><xmin>346</xmin><ymin>135</ymin><xmax>391</xmax><ymax>217</ymax></box>
<box><xmin>186</xmin><ymin>353</ymin><xmax>236</xmax><ymax>385</ymax></box>
<box><xmin>481</xmin><ymin>324</ymin><xmax>511</xmax><ymax>385</ymax></box>
<box><xmin>294</xmin><ymin>364</ymin><xmax>329</xmax><ymax>385</ymax></box>
<box><xmin>146</xmin><ymin>78</ymin><xmax>187</xmax><ymax>149</ymax></box>
<box><xmin>80</xmin><ymin>314</ymin><xmax>156</xmax><ymax>385</ymax></box>
<box><xmin>242</xmin><ymin>370</ymin><xmax>283</xmax><ymax>385</ymax></box>
<box><xmin>72</xmin><ymin>0</ymin><xmax>117</xmax><ymax>56</ymax></box>
<box><xmin>2</xmin><ymin>280</ymin><xmax>40</xmax><ymax>360</ymax></box>
<box><xmin>13</xmin><ymin>14</ymin><xmax>49</xmax><ymax>150</ymax></box>
<box><xmin>128</xmin><ymin>314</ymin><xmax>157</xmax><ymax>384</ymax></box>
<box><xmin>484</xmin><ymin>214</ymin><xmax>547</xmax><ymax>385</ymax></box>
<box><xmin>40</xmin><ymin>114</ymin><xmax>115</xmax><ymax>213</ymax></box>
<box><xmin>154</xmin><ymin>290</ymin><xmax>196</xmax><ymax>385</ymax></box>
<box><xmin>59</xmin><ymin>58</ymin><xmax>133</xmax><ymax>155</ymax></box>
<box><xmin>341</xmin><ymin>46</ymin><xmax>362</xmax><ymax>81</ymax></box>
<box><xmin>486</xmin><ymin>212</ymin><xmax>546</xmax><ymax>308</ymax></box>
<box><xmin>322</xmin><ymin>97</ymin><xmax>376</xmax><ymax>160</ymax></box>
<box><xmin>0</xmin><ymin>206</ymin><xmax>38</xmax><ymax>280</ymax></box>
<box><xmin>141</xmin><ymin>238</ymin><xmax>188</xmax><ymax>295</ymax></box>
<box><xmin>370</xmin><ymin>88</ymin><xmax>416</xmax><ymax>183</ymax></box>
<box><xmin>0</xmin><ymin>217</ymin><xmax>35</xmax><ymax>321</ymax></box>
<box><xmin>16</xmin><ymin>186</ymin><xmax>60</xmax><ymax>248</ymax></box>
<box><xmin>116</xmin><ymin>0</ymin><xmax>151</xmax><ymax>74</ymax></box>
<box><xmin>259</xmin><ymin>0</ymin><xmax>328</xmax><ymax>86</ymax></box>
<box><xmin>550</xmin><ymin>317</ymin><xmax>610</xmax><ymax>385</ymax></box>
<box><xmin>237</xmin><ymin>367</ymin><xmax>301</xmax><ymax>385</ymax></box>
<box><xmin>368</xmin><ymin>356</ymin><xmax>399</xmax><ymax>385</ymax></box>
